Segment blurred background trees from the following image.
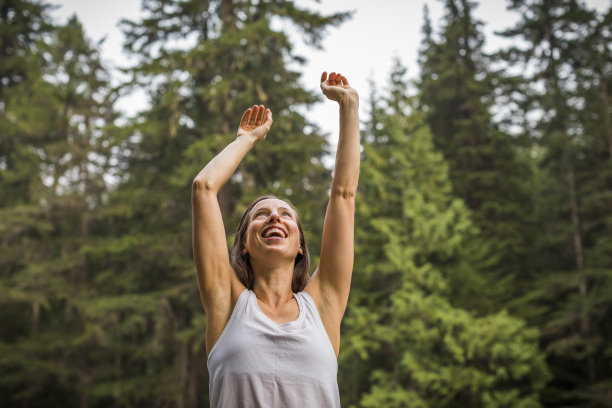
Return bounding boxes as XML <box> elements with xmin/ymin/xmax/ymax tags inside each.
<box><xmin>0</xmin><ymin>0</ymin><xmax>610</xmax><ymax>407</ymax></box>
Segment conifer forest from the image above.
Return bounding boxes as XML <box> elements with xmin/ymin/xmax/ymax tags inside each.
<box><xmin>1</xmin><ymin>0</ymin><xmax>611</xmax><ymax>406</ymax></box>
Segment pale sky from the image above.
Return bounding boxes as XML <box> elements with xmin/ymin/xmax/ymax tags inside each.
<box><xmin>50</xmin><ymin>0</ymin><xmax>609</xmax><ymax>147</ymax></box>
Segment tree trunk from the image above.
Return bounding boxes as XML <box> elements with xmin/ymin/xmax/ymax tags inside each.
<box><xmin>597</xmin><ymin>56</ymin><xmax>612</xmax><ymax>161</ymax></box>
<box><xmin>31</xmin><ymin>301</ymin><xmax>39</xmax><ymax>337</ymax></box>
<box><xmin>113</xmin><ymin>351</ymin><xmax>121</xmax><ymax>408</ymax></box>
<box><xmin>567</xmin><ymin>167</ymin><xmax>595</xmax><ymax>381</ymax></box>
<box><xmin>220</xmin><ymin>0</ymin><xmax>235</xmax><ymax>33</ymax></box>
<box><xmin>177</xmin><ymin>338</ymin><xmax>188</xmax><ymax>408</ymax></box>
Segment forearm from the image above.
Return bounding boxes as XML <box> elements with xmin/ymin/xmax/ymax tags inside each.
<box><xmin>331</xmin><ymin>95</ymin><xmax>360</xmax><ymax>196</ymax></box>
<box><xmin>193</xmin><ymin>135</ymin><xmax>257</xmax><ymax>192</ymax></box>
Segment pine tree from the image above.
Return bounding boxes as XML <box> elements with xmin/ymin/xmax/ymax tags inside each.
<box><xmin>418</xmin><ymin>0</ymin><xmax>536</xmax><ymax>307</ymax></box>
<box><xmin>0</xmin><ymin>11</ymin><xmax>120</xmax><ymax>407</ymax></box>
<box><xmin>339</xmin><ymin>61</ymin><xmax>549</xmax><ymax>408</ymax></box>
<box><xmin>0</xmin><ymin>0</ymin><xmax>53</xmax><ymax>206</ymax></box>
<box><xmin>498</xmin><ymin>0</ymin><xmax>612</xmax><ymax>404</ymax></box>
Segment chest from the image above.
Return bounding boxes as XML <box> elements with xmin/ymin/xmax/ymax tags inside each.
<box><xmin>213</xmin><ymin>320</ymin><xmax>336</xmax><ymax>379</ymax></box>
<box><xmin>207</xmin><ymin>294</ymin><xmax>337</xmax><ymax>380</ymax></box>
<box><xmin>256</xmin><ymin>297</ymin><xmax>300</xmax><ymax>324</ymax></box>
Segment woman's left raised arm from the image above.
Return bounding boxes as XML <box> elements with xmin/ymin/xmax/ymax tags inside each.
<box><xmin>307</xmin><ymin>71</ymin><xmax>360</xmax><ymax>321</ymax></box>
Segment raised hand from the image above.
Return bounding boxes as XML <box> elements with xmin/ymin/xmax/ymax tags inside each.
<box><xmin>237</xmin><ymin>104</ymin><xmax>273</xmax><ymax>142</ymax></box>
<box><xmin>320</xmin><ymin>72</ymin><xmax>358</xmax><ymax>105</ymax></box>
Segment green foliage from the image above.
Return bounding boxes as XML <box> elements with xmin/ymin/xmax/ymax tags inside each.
<box><xmin>1</xmin><ymin>0</ymin><xmax>610</xmax><ymax>406</ymax></box>
<box><xmin>339</xmin><ymin>62</ymin><xmax>549</xmax><ymax>408</ymax></box>
<box><xmin>419</xmin><ymin>0</ymin><xmax>536</xmax><ymax>308</ymax></box>
<box><xmin>0</xmin><ymin>5</ymin><xmax>122</xmax><ymax>407</ymax></box>
<box><xmin>493</xmin><ymin>1</ymin><xmax>612</xmax><ymax>405</ymax></box>
<box><xmin>360</xmin><ymin>302</ymin><xmax>547</xmax><ymax>408</ymax></box>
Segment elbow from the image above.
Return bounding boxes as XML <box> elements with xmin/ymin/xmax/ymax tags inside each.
<box><xmin>331</xmin><ymin>186</ymin><xmax>357</xmax><ymax>200</ymax></box>
<box><xmin>192</xmin><ymin>178</ymin><xmax>216</xmax><ymax>194</ymax></box>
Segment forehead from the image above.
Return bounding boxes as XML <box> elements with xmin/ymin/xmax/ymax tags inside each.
<box><xmin>250</xmin><ymin>198</ymin><xmax>296</xmax><ymax>215</ymax></box>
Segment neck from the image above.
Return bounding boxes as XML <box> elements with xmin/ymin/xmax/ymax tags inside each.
<box><xmin>250</xmin><ymin>261</ymin><xmax>294</xmax><ymax>306</ymax></box>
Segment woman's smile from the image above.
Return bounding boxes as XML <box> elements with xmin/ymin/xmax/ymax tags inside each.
<box><xmin>261</xmin><ymin>225</ymin><xmax>288</xmax><ymax>239</ymax></box>
<box><xmin>245</xmin><ymin>198</ymin><xmax>301</xmax><ymax>254</ymax></box>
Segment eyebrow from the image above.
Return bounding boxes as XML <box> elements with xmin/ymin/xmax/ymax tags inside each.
<box><xmin>252</xmin><ymin>206</ymin><xmax>295</xmax><ymax>216</ymax></box>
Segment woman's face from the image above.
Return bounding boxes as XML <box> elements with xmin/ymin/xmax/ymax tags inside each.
<box><xmin>243</xmin><ymin>198</ymin><xmax>302</xmax><ymax>261</ymax></box>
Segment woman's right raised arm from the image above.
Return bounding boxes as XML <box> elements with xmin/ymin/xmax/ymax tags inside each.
<box><xmin>192</xmin><ymin>105</ymin><xmax>272</xmax><ymax>316</ymax></box>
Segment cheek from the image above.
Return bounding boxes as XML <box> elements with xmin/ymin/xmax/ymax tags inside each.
<box><xmin>291</xmin><ymin>225</ymin><xmax>301</xmax><ymax>242</ymax></box>
<box><xmin>245</xmin><ymin>223</ymin><xmax>259</xmax><ymax>244</ymax></box>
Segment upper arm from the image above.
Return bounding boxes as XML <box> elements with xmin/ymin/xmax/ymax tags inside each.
<box><xmin>191</xmin><ymin>180</ymin><xmax>242</xmax><ymax>315</ymax></box>
<box><xmin>307</xmin><ymin>188</ymin><xmax>356</xmax><ymax>318</ymax></box>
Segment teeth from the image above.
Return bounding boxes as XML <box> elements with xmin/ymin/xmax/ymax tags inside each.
<box><xmin>263</xmin><ymin>228</ymin><xmax>285</xmax><ymax>238</ymax></box>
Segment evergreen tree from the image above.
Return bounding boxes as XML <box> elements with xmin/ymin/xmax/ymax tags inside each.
<box><xmin>0</xmin><ymin>0</ymin><xmax>53</xmax><ymax>206</ymax></box>
<box><xmin>0</xmin><ymin>11</ymin><xmax>120</xmax><ymax>407</ymax></box>
<box><xmin>498</xmin><ymin>0</ymin><xmax>612</xmax><ymax>405</ymax></box>
<box><xmin>418</xmin><ymin>0</ymin><xmax>536</xmax><ymax>307</ymax></box>
<box><xmin>339</xmin><ymin>61</ymin><xmax>549</xmax><ymax>408</ymax></box>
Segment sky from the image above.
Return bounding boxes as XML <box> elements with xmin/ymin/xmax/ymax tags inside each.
<box><xmin>49</xmin><ymin>0</ymin><xmax>609</xmax><ymax>147</ymax></box>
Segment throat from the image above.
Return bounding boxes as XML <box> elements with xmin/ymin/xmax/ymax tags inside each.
<box><xmin>255</xmin><ymin>293</ymin><xmax>300</xmax><ymax>325</ymax></box>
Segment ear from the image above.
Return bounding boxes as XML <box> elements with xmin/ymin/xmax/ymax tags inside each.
<box><xmin>298</xmin><ymin>248</ymin><xmax>303</xmax><ymax>255</ymax></box>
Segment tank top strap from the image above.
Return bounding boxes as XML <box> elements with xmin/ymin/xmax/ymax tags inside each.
<box><xmin>234</xmin><ymin>288</ymin><xmax>251</xmax><ymax>315</ymax></box>
<box><xmin>295</xmin><ymin>291</ymin><xmax>329</xmax><ymax>338</ymax></box>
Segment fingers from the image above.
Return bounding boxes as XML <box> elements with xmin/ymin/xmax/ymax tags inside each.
<box><xmin>263</xmin><ymin>108</ymin><xmax>273</xmax><ymax>128</ymax></box>
<box><xmin>248</xmin><ymin>105</ymin><xmax>261</xmax><ymax>126</ymax></box>
<box><xmin>249</xmin><ymin>105</ymin><xmax>258</xmax><ymax>126</ymax></box>
<box><xmin>323</xmin><ymin>71</ymin><xmax>348</xmax><ymax>86</ymax></box>
<box><xmin>241</xmin><ymin>105</ymin><xmax>271</xmax><ymax>126</ymax></box>
<box><xmin>240</xmin><ymin>108</ymin><xmax>252</xmax><ymax>126</ymax></box>
<box><xmin>254</xmin><ymin>104</ymin><xmax>265</xmax><ymax>125</ymax></box>
<box><xmin>334</xmin><ymin>72</ymin><xmax>347</xmax><ymax>85</ymax></box>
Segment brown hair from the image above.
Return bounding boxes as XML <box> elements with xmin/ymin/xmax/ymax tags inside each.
<box><xmin>231</xmin><ymin>195</ymin><xmax>310</xmax><ymax>293</ymax></box>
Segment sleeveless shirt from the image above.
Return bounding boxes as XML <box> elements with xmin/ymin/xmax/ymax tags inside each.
<box><xmin>207</xmin><ymin>289</ymin><xmax>340</xmax><ymax>408</ymax></box>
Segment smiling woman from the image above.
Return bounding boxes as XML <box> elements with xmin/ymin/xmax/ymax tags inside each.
<box><xmin>230</xmin><ymin>195</ymin><xmax>310</xmax><ymax>294</ymax></box>
<box><xmin>191</xmin><ymin>71</ymin><xmax>359</xmax><ymax>407</ymax></box>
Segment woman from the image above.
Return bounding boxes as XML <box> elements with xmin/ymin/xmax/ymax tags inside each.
<box><xmin>192</xmin><ymin>71</ymin><xmax>359</xmax><ymax>407</ymax></box>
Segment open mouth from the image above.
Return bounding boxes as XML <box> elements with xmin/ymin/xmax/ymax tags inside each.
<box><xmin>261</xmin><ymin>226</ymin><xmax>287</xmax><ymax>239</ymax></box>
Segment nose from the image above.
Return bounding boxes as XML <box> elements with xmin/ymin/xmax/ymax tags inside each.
<box><xmin>267</xmin><ymin>210</ymin><xmax>281</xmax><ymax>222</ymax></box>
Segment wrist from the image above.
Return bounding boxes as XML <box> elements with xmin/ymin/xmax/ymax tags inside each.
<box><xmin>236</xmin><ymin>133</ymin><xmax>260</xmax><ymax>148</ymax></box>
<box><xmin>339</xmin><ymin>90</ymin><xmax>359</xmax><ymax>108</ymax></box>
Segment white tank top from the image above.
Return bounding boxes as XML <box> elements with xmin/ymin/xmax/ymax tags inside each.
<box><xmin>207</xmin><ymin>289</ymin><xmax>340</xmax><ymax>408</ymax></box>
